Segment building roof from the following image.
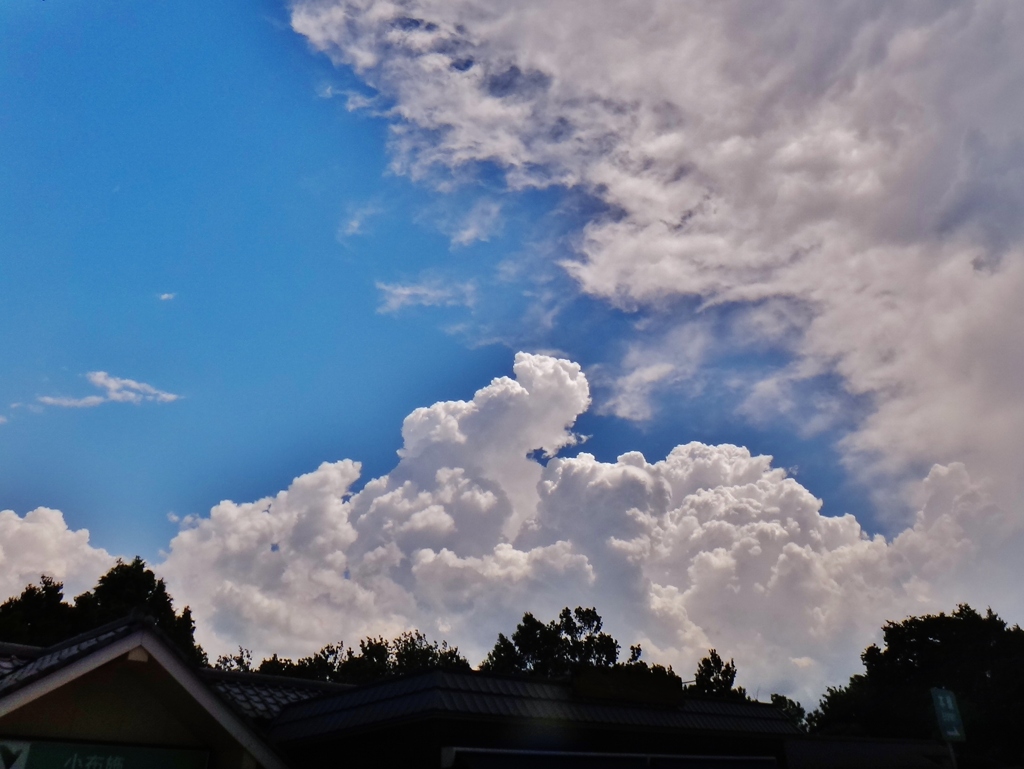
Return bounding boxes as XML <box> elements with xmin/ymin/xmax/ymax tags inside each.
<box><xmin>0</xmin><ymin>623</ymin><xmax>950</xmax><ymax>769</ymax></box>
<box><xmin>271</xmin><ymin>669</ymin><xmax>800</xmax><ymax>742</ymax></box>
<box><xmin>0</xmin><ymin>617</ymin><xmax>146</xmax><ymax>696</ymax></box>
<box><xmin>0</xmin><ymin>616</ymin><xmax>350</xmax><ymax>731</ymax></box>
<box><xmin>0</xmin><ymin>615</ymin><xmax>294</xmax><ymax>769</ymax></box>
<box><xmin>0</xmin><ymin>642</ymin><xmax>40</xmax><ymax>677</ymax></box>
<box><xmin>200</xmin><ymin>668</ymin><xmax>352</xmax><ymax>725</ymax></box>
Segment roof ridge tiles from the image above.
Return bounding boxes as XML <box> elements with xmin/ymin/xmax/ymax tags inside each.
<box><xmin>0</xmin><ymin>641</ymin><xmax>44</xmax><ymax>657</ymax></box>
<box><xmin>8</xmin><ymin>613</ymin><xmax>150</xmax><ymax>659</ymax></box>
<box><xmin>0</xmin><ymin>613</ymin><xmax>205</xmax><ymax>697</ymax></box>
<box><xmin>270</xmin><ymin>668</ymin><xmax>801</xmax><ymax>743</ymax></box>
<box><xmin>198</xmin><ymin>668</ymin><xmax>355</xmax><ymax>692</ymax></box>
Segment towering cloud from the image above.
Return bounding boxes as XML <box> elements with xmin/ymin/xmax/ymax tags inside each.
<box><xmin>157</xmin><ymin>354</ymin><xmax>1022</xmax><ymax>704</ymax></box>
<box><xmin>160</xmin><ymin>354</ymin><xmax>594</xmax><ymax>660</ymax></box>
<box><xmin>291</xmin><ymin>0</ymin><xmax>1024</xmax><ymax>511</ymax></box>
<box><xmin>3</xmin><ymin>355</ymin><xmax>1018</xmax><ymax>702</ymax></box>
<box><xmin>0</xmin><ymin>507</ymin><xmax>114</xmax><ymax>599</ymax></box>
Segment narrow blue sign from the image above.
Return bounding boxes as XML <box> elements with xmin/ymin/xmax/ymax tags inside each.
<box><xmin>931</xmin><ymin>687</ymin><xmax>966</xmax><ymax>742</ymax></box>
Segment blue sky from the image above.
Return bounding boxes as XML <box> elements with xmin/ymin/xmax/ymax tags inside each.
<box><xmin>0</xmin><ymin>0</ymin><xmax>501</xmax><ymax>553</ymax></box>
<box><xmin>0</xmin><ymin>0</ymin><xmax>871</xmax><ymax>559</ymax></box>
<box><xmin>5</xmin><ymin>0</ymin><xmax>1023</xmax><ymax>700</ymax></box>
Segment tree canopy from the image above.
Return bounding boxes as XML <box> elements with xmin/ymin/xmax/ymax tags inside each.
<box><xmin>690</xmin><ymin>648</ymin><xmax>748</xmax><ymax>701</ymax></box>
<box><xmin>476</xmin><ymin>606</ymin><xmax>693</xmax><ymax>698</ymax></box>
<box><xmin>807</xmin><ymin>604</ymin><xmax>1024</xmax><ymax>767</ymax></box>
<box><xmin>479</xmin><ymin>606</ymin><xmax>622</xmax><ymax>678</ymax></box>
<box><xmin>0</xmin><ymin>557</ymin><xmax>207</xmax><ymax>666</ymax></box>
<box><xmin>217</xmin><ymin>630</ymin><xmax>470</xmax><ymax>684</ymax></box>
<box><xmin>770</xmin><ymin>694</ymin><xmax>806</xmax><ymax>730</ymax></box>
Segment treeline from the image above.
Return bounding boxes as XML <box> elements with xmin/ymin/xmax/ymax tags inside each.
<box><xmin>216</xmin><ymin>631</ymin><xmax>470</xmax><ymax>684</ymax></box>
<box><xmin>0</xmin><ymin>559</ymin><xmax>759</xmax><ymax>701</ymax></box>
<box><xmin>0</xmin><ymin>557</ymin><xmax>204</xmax><ymax>666</ymax></box>
<box><xmin>4</xmin><ymin>559</ymin><xmax>1024</xmax><ymax>766</ymax></box>
<box><xmin>216</xmin><ymin>606</ymin><xmax>696</xmax><ymax>691</ymax></box>
<box><xmin>808</xmin><ymin>604</ymin><xmax>1024</xmax><ymax>767</ymax></box>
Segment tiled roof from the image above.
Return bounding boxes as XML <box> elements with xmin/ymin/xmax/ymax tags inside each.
<box><xmin>0</xmin><ymin>642</ymin><xmax>41</xmax><ymax>677</ymax></box>
<box><xmin>0</xmin><ymin>620</ymin><xmax>141</xmax><ymax>696</ymax></box>
<box><xmin>200</xmin><ymin>669</ymin><xmax>352</xmax><ymax>724</ymax></box>
<box><xmin>0</xmin><ymin>656</ymin><xmax>27</xmax><ymax>676</ymax></box>
<box><xmin>0</xmin><ymin>617</ymin><xmax>350</xmax><ymax>734</ymax></box>
<box><xmin>271</xmin><ymin>670</ymin><xmax>800</xmax><ymax>742</ymax></box>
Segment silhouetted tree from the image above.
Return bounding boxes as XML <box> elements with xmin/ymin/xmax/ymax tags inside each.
<box><xmin>219</xmin><ymin>631</ymin><xmax>470</xmax><ymax>684</ymax></box>
<box><xmin>621</xmin><ymin>643</ymin><xmax>681</xmax><ymax>681</ymax></box>
<box><xmin>74</xmin><ymin>557</ymin><xmax>205</xmax><ymax>665</ymax></box>
<box><xmin>478</xmin><ymin>605</ymin><xmax>682</xmax><ymax>692</ymax></box>
<box><xmin>770</xmin><ymin>693</ymin><xmax>806</xmax><ymax>730</ymax></box>
<box><xmin>480</xmin><ymin>607</ymin><xmax>621</xmax><ymax>677</ymax></box>
<box><xmin>393</xmin><ymin>630</ymin><xmax>468</xmax><ymax>675</ymax></box>
<box><xmin>0</xmin><ymin>576</ymin><xmax>75</xmax><ymax>647</ymax></box>
<box><xmin>807</xmin><ymin>604</ymin><xmax>1024</xmax><ymax>768</ymax></box>
<box><xmin>688</xmin><ymin>648</ymin><xmax>748</xmax><ymax>701</ymax></box>
<box><xmin>215</xmin><ymin>646</ymin><xmax>254</xmax><ymax>672</ymax></box>
<box><xmin>339</xmin><ymin>637</ymin><xmax>393</xmax><ymax>682</ymax></box>
<box><xmin>0</xmin><ymin>557</ymin><xmax>207</xmax><ymax>666</ymax></box>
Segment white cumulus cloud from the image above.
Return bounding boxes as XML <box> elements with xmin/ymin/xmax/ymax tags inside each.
<box><xmin>155</xmin><ymin>354</ymin><xmax>1024</xmax><ymax>705</ymax></box>
<box><xmin>0</xmin><ymin>508</ymin><xmax>114</xmax><ymax>600</ymax></box>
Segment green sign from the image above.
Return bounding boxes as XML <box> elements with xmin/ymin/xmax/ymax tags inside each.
<box><xmin>931</xmin><ymin>687</ymin><xmax>966</xmax><ymax>742</ymax></box>
<box><xmin>0</xmin><ymin>740</ymin><xmax>207</xmax><ymax>769</ymax></box>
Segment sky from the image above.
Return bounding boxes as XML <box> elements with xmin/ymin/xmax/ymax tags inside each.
<box><xmin>3</xmin><ymin>0</ymin><xmax>1024</xmax><ymax>705</ymax></box>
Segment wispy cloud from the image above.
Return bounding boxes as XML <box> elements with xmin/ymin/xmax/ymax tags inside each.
<box><xmin>293</xmin><ymin>0</ymin><xmax>1024</xmax><ymax>509</ymax></box>
<box><xmin>38</xmin><ymin>372</ymin><xmax>180</xmax><ymax>409</ymax></box>
<box><xmin>338</xmin><ymin>202</ymin><xmax>383</xmax><ymax>238</ymax></box>
<box><xmin>376</xmin><ymin>280</ymin><xmax>475</xmax><ymax>314</ymax></box>
<box><xmin>315</xmin><ymin>81</ymin><xmax>341</xmax><ymax>99</ymax></box>
<box><xmin>159</xmin><ymin>293</ymin><xmax>176</xmax><ymax>301</ymax></box>
<box><xmin>599</xmin><ymin>323</ymin><xmax>711</xmax><ymax>421</ymax></box>
<box><xmin>37</xmin><ymin>395</ymin><xmax>107</xmax><ymax>409</ymax></box>
<box><xmin>316</xmin><ymin>82</ymin><xmax>385</xmax><ymax>114</ymax></box>
<box><xmin>343</xmin><ymin>91</ymin><xmax>379</xmax><ymax>112</ymax></box>
<box><xmin>449</xmin><ymin>199</ymin><xmax>502</xmax><ymax>247</ymax></box>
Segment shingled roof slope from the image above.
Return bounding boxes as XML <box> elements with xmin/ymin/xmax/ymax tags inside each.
<box><xmin>272</xmin><ymin>669</ymin><xmax>800</xmax><ymax>742</ymax></box>
<box><xmin>0</xmin><ymin>615</ymin><xmax>351</xmax><ymax>736</ymax></box>
<box><xmin>0</xmin><ymin>617</ymin><xmax>146</xmax><ymax>696</ymax></box>
<box><xmin>200</xmin><ymin>668</ymin><xmax>352</xmax><ymax>725</ymax></box>
<box><xmin>0</xmin><ymin>642</ymin><xmax>40</xmax><ymax>677</ymax></box>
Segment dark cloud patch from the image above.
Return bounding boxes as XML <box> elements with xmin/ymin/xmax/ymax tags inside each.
<box><xmin>485</xmin><ymin>66</ymin><xmax>551</xmax><ymax>100</ymax></box>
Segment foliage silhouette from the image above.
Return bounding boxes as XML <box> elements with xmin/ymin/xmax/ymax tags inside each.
<box><xmin>480</xmin><ymin>606</ymin><xmax>621</xmax><ymax>677</ymax></box>
<box><xmin>217</xmin><ymin>630</ymin><xmax>470</xmax><ymax>684</ymax></box>
<box><xmin>479</xmin><ymin>606</ymin><xmax>684</xmax><ymax>694</ymax></box>
<box><xmin>770</xmin><ymin>693</ymin><xmax>806</xmax><ymax>730</ymax></box>
<box><xmin>807</xmin><ymin>604</ymin><xmax>1024</xmax><ymax>768</ymax></box>
<box><xmin>687</xmin><ymin>648</ymin><xmax>749</xmax><ymax>701</ymax></box>
<box><xmin>0</xmin><ymin>557</ymin><xmax>206</xmax><ymax>666</ymax></box>
<box><xmin>0</xmin><ymin>575</ymin><xmax>74</xmax><ymax>648</ymax></box>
